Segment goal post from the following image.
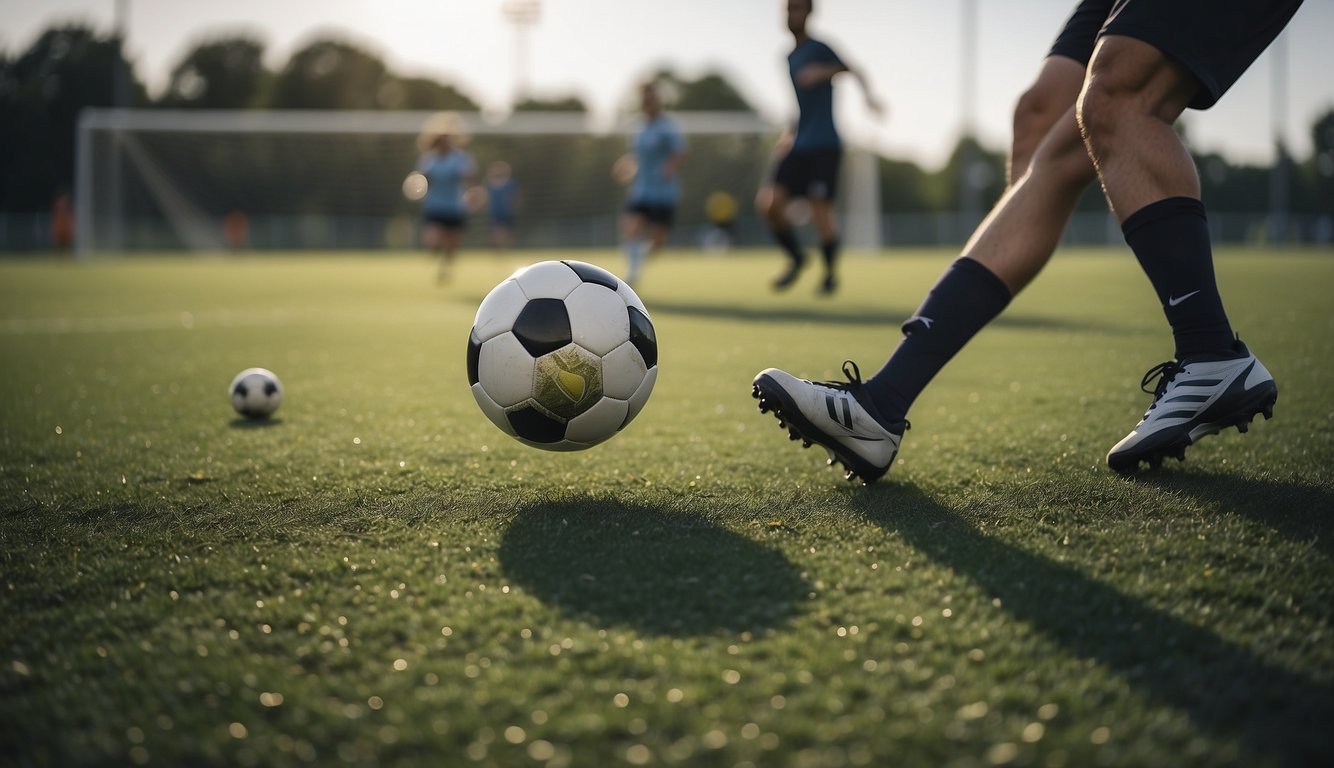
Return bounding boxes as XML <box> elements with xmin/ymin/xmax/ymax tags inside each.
<box><xmin>74</xmin><ymin>108</ymin><xmax>882</xmax><ymax>257</ymax></box>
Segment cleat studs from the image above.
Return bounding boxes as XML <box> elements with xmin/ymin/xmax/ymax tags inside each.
<box><xmin>844</xmin><ymin>470</ymin><xmax>855</xmax><ymax>481</ymax></box>
<box><xmin>802</xmin><ymin>439</ymin><xmax>812</xmax><ymax>448</ymax></box>
<box><xmin>1237</xmin><ymin>421</ymin><xmax>1249</xmax><ymax>433</ymax></box>
<box><xmin>1262</xmin><ymin>406</ymin><xmax>1274</xmax><ymax>420</ymax></box>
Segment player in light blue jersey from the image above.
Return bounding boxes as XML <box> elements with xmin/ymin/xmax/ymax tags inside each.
<box><xmin>765</xmin><ymin>0</ymin><xmax>882</xmax><ymax>295</ymax></box>
<box><xmin>416</xmin><ymin>119</ymin><xmax>476</xmax><ymax>283</ymax></box>
<box><xmin>616</xmin><ymin>82</ymin><xmax>687</xmax><ymax>288</ymax></box>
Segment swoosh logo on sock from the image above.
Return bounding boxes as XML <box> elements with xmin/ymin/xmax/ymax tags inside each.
<box><xmin>1168</xmin><ymin>290</ymin><xmax>1200</xmax><ymax>307</ymax></box>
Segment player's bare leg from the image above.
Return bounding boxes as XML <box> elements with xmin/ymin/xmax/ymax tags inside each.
<box><xmin>960</xmin><ymin>101</ymin><xmax>1096</xmax><ymax>295</ymax></box>
<box><xmin>439</xmin><ymin>228</ymin><xmax>462</xmax><ymax>284</ymax></box>
<box><xmin>1009</xmin><ymin>55</ymin><xmax>1087</xmax><ymax>185</ymax></box>
<box><xmin>621</xmin><ymin>213</ymin><xmax>649</xmax><ymax>287</ymax></box>
<box><xmin>1078</xmin><ymin>35</ymin><xmax>1198</xmax><ymax>216</ymax></box>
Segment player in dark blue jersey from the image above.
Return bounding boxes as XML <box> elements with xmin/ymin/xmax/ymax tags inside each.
<box><xmin>617</xmin><ymin>82</ymin><xmax>687</xmax><ymax>288</ymax></box>
<box><xmin>753</xmin><ymin>0</ymin><xmax>1302</xmax><ymax>483</ymax></box>
<box><xmin>765</xmin><ymin>0</ymin><xmax>883</xmax><ymax>296</ymax></box>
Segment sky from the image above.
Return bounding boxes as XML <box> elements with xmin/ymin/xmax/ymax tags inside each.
<box><xmin>2</xmin><ymin>0</ymin><xmax>1332</xmax><ymax>169</ymax></box>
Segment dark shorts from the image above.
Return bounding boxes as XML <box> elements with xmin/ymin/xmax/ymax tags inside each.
<box><xmin>424</xmin><ymin>211</ymin><xmax>466</xmax><ymax>230</ymax></box>
<box><xmin>774</xmin><ymin>148</ymin><xmax>842</xmax><ymax>201</ymax></box>
<box><xmin>489</xmin><ymin>213</ymin><xmax>515</xmax><ymax>228</ymax></box>
<box><xmin>1049</xmin><ymin>0</ymin><xmax>1114</xmax><ymax>67</ymax></box>
<box><xmin>626</xmin><ymin>201</ymin><xmax>676</xmax><ymax>227</ymax></box>
<box><xmin>1049</xmin><ymin>0</ymin><xmax>1303</xmax><ymax>109</ymax></box>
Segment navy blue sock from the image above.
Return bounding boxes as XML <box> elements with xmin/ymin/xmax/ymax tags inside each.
<box><xmin>820</xmin><ymin>238</ymin><xmax>840</xmax><ymax>272</ymax></box>
<box><xmin>773</xmin><ymin>227</ymin><xmax>805</xmax><ymax>267</ymax></box>
<box><xmin>864</xmin><ymin>257</ymin><xmax>1012</xmax><ymax>422</ymax></box>
<box><xmin>1121</xmin><ymin>197</ymin><xmax>1234</xmax><ymax>359</ymax></box>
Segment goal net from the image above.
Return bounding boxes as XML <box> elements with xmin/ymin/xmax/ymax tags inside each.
<box><xmin>75</xmin><ymin>109</ymin><xmax>882</xmax><ymax>256</ymax></box>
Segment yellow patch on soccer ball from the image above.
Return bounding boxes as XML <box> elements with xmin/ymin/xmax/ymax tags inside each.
<box><xmin>533</xmin><ymin>347</ymin><xmax>604</xmax><ymax>420</ymax></box>
<box><xmin>556</xmin><ymin>368</ymin><xmax>586</xmax><ymax>402</ymax></box>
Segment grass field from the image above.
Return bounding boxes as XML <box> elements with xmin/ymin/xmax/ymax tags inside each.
<box><xmin>2</xmin><ymin>248</ymin><xmax>1332</xmax><ymax>767</ymax></box>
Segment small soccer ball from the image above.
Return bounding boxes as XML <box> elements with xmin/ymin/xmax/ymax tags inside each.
<box><xmin>230</xmin><ymin>368</ymin><xmax>283</xmax><ymax>419</ymax></box>
<box><xmin>467</xmin><ymin>260</ymin><xmax>658</xmax><ymax>451</ymax></box>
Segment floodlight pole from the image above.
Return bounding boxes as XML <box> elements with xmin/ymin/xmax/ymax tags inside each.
<box><xmin>957</xmin><ymin>0</ymin><xmax>982</xmax><ymax>234</ymax></box>
<box><xmin>502</xmin><ymin>0</ymin><xmax>542</xmax><ymax>105</ymax></box>
<box><xmin>108</xmin><ymin>0</ymin><xmax>131</xmax><ymax>254</ymax></box>
<box><xmin>1269</xmin><ymin>32</ymin><xmax>1290</xmax><ymax>243</ymax></box>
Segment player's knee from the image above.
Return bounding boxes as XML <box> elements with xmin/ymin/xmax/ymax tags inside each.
<box><xmin>1012</xmin><ymin>85</ymin><xmax>1058</xmax><ymax>147</ymax></box>
<box><xmin>1075</xmin><ymin>74</ymin><xmax>1125</xmax><ymax>150</ymax></box>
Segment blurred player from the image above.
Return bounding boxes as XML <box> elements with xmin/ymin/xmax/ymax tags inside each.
<box><xmin>616</xmin><ymin>82</ymin><xmax>687</xmax><ymax>288</ymax></box>
<box><xmin>484</xmin><ymin>161</ymin><xmax>519</xmax><ymax>253</ymax></box>
<box><xmin>414</xmin><ymin>113</ymin><xmax>476</xmax><ymax>283</ymax></box>
<box><xmin>765</xmin><ymin>0</ymin><xmax>883</xmax><ymax>295</ymax></box>
<box><xmin>752</xmin><ymin>0</ymin><xmax>1300</xmax><ymax>483</ymax></box>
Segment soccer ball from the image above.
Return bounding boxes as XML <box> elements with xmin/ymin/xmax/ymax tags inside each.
<box><xmin>467</xmin><ymin>260</ymin><xmax>658</xmax><ymax>451</ymax></box>
<box><xmin>230</xmin><ymin>368</ymin><xmax>283</xmax><ymax>419</ymax></box>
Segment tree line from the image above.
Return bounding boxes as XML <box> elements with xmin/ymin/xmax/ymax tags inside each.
<box><xmin>2</xmin><ymin>23</ymin><xmax>1331</xmax><ymax>221</ymax></box>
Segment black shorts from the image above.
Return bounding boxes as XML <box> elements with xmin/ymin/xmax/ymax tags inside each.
<box><xmin>424</xmin><ymin>211</ymin><xmax>466</xmax><ymax>230</ymax></box>
<box><xmin>774</xmin><ymin>148</ymin><xmax>842</xmax><ymax>201</ymax></box>
<box><xmin>1049</xmin><ymin>0</ymin><xmax>1303</xmax><ymax>110</ymax></box>
<box><xmin>626</xmin><ymin>202</ymin><xmax>676</xmax><ymax>227</ymax></box>
<box><xmin>1048</xmin><ymin>0</ymin><xmax>1114</xmax><ymax>67</ymax></box>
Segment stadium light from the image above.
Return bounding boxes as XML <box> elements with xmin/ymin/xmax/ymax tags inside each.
<box><xmin>502</xmin><ymin>0</ymin><xmax>542</xmax><ymax>104</ymax></box>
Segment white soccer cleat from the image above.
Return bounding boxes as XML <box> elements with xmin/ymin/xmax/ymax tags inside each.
<box><xmin>752</xmin><ymin>362</ymin><xmax>907</xmax><ymax>484</ymax></box>
<box><xmin>1107</xmin><ymin>340</ymin><xmax>1277</xmax><ymax>474</ymax></box>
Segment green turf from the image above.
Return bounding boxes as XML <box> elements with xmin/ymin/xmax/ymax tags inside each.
<box><xmin>1</xmin><ymin>248</ymin><xmax>1332</xmax><ymax>767</ymax></box>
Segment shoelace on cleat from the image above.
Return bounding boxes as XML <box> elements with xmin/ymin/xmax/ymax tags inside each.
<box><xmin>809</xmin><ymin>361</ymin><xmax>910</xmax><ymax>432</ymax></box>
<box><xmin>1139</xmin><ymin>360</ymin><xmax>1183</xmax><ymax>411</ymax></box>
<box><xmin>810</xmin><ymin>360</ymin><xmax>865</xmax><ymax>392</ymax></box>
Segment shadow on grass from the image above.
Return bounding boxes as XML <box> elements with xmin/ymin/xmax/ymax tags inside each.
<box><xmin>646</xmin><ymin>300</ymin><xmax>1127</xmax><ymax>334</ymax></box>
<box><xmin>1138</xmin><ymin>469</ymin><xmax>1334</xmax><ymax>559</ymax></box>
<box><xmin>499</xmin><ymin>501</ymin><xmax>808</xmax><ymax>636</ymax></box>
<box><xmin>229</xmin><ymin>417</ymin><xmax>284</xmax><ymax>429</ymax></box>
<box><xmin>850</xmin><ymin>484</ymin><xmax>1334</xmax><ymax>765</ymax></box>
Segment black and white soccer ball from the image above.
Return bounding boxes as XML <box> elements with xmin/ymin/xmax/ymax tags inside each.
<box><xmin>229</xmin><ymin>367</ymin><xmax>283</xmax><ymax>419</ymax></box>
<box><xmin>467</xmin><ymin>260</ymin><xmax>658</xmax><ymax>451</ymax></box>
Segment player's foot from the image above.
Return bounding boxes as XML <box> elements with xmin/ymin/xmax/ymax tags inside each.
<box><xmin>817</xmin><ymin>273</ymin><xmax>837</xmax><ymax>296</ymax></box>
<box><xmin>771</xmin><ymin>259</ymin><xmax>806</xmax><ymax>291</ymax></box>
<box><xmin>752</xmin><ymin>362</ymin><xmax>908</xmax><ymax>484</ymax></box>
<box><xmin>1106</xmin><ymin>340</ymin><xmax>1277</xmax><ymax>474</ymax></box>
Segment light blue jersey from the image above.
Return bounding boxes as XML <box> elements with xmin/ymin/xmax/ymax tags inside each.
<box><xmin>629</xmin><ymin>116</ymin><xmax>686</xmax><ymax>206</ymax></box>
<box><xmin>789</xmin><ymin>38</ymin><xmax>846</xmax><ymax>151</ymax></box>
<box><xmin>418</xmin><ymin>149</ymin><xmax>475</xmax><ymax>217</ymax></box>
